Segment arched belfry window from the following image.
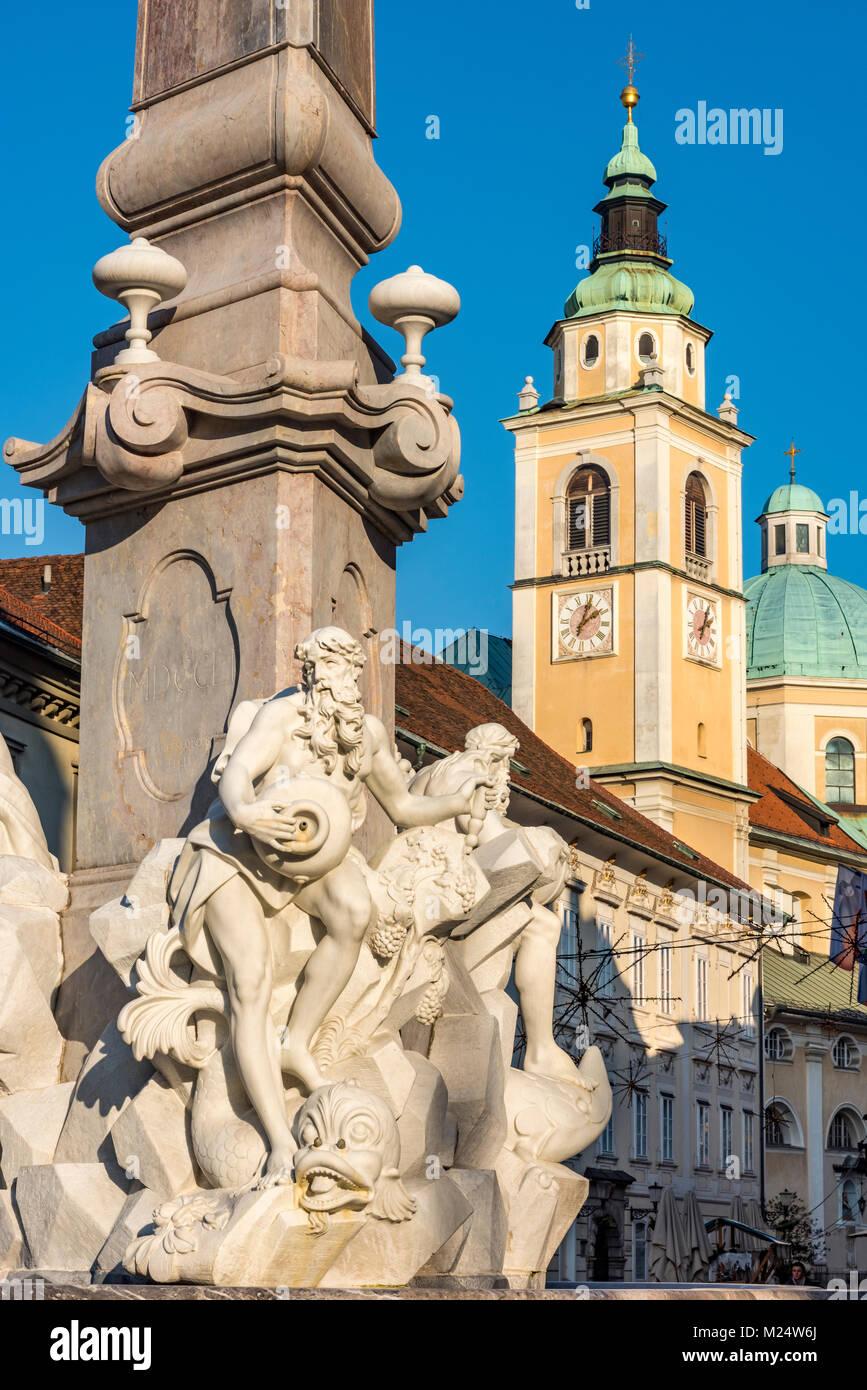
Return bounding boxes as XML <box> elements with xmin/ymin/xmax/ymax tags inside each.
<box><xmin>567</xmin><ymin>466</ymin><xmax>611</xmax><ymax>552</ymax></box>
<box><xmin>685</xmin><ymin>472</ymin><xmax>708</xmax><ymax>559</ymax></box>
<box><xmin>826</xmin><ymin>737</ymin><xmax>856</xmax><ymax>804</ymax></box>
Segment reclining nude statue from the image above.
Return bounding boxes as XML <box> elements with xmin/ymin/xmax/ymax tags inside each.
<box><xmin>116</xmin><ymin>625</ymin><xmax>612</xmax><ymax>1286</ymax></box>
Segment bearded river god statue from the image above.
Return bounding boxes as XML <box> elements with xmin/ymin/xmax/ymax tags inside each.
<box><xmin>90</xmin><ymin>626</ymin><xmax>613</xmax><ymax>1288</ymax></box>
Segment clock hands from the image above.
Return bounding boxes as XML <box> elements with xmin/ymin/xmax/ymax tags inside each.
<box><xmin>576</xmin><ymin>603</ymin><xmax>601</xmax><ymax>637</ymax></box>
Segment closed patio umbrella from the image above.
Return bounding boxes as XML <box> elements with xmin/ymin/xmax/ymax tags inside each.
<box><xmin>649</xmin><ymin>1187</ymin><xmax>689</xmax><ymax>1282</ymax></box>
<box><xmin>731</xmin><ymin>1193</ymin><xmax>747</xmax><ymax>1250</ymax></box>
<box><xmin>742</xmin><ymin>1198</ymin><xmax>767</xmax><ymax>1253</ymax></box>
<box><xmin>681</xmin><ymin>1189</ymin><xmax>712</xmax><ymax>1281</ymax></box>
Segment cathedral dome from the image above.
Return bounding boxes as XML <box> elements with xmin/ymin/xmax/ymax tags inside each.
<box><xmin>760</xmin><ymin>482</ymin><xmax>826</xmax><ymax>516</ymax></box>
<box><xmin>745</xmin><ymin>566</ymin><xmax>867</xmax><ymax>680</ymax></box>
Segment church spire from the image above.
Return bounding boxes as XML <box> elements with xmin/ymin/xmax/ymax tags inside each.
<box><xmin>563</xmin><ymin>48</ymin><xmax>694</xmax><ymax>320</ymax></box>
<box><xmin>617</xmin><ymin>34</ymin><xmax>644</xmax><ymax>123</ymax></box>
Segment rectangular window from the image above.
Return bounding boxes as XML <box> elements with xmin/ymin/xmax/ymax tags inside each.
<box><xmin>695</xmin><ymin>957</ymin><xmax>708</xmax><ymax>1020</ymax></box>
<box><xmin>592</xmin><ymin>490</ymin><xmax>611</xmax><ymax>548</ymax></box>
<box><xmin>660</xmin><ymin>1094</ymin><xmax>675</xmax><ymax>1162</ymax></box>
<box><xmin>775</xmin><ymin>523</ymin><xmax>786</xmax><ymax>555</ymax></box>
<box><xmin>741</xmin><ymin>969</ymin><xmax>755</xmax><ymax>1035</ymax></box>
<box><xmin>559</xmin><ymin>899</ymin><xmax>578</xmax><ymax>962</ymax></box>
<box><xmin>633</xmin><ymin>1219</ymin><xmax>649</xmax><ymax>1281</ymax></box>
<box><xmin>817</xmin><ymin>528</ymin><xmax>823</xmax><ymax>557</ymax></box>
<box><xmin>720</xmin><ymin>1107</ymin><xmax>733</xmax><ymax>1170</ymax></box>
<box><xmin>568</xmin><ymin>491</ymin><xmax>610</xmax><ymax>550</ymax></box>
<box><xmin>597</xmin><ymin>912</ymin><xmax>615</xmax><ymax>997</ymax></box>
<box><xmin>796</xmin><ymin>523</ymin><xmax>809</xmax><ymax>553</ymax></box>
<box><xmin>568</xmin><ymin>498</ymin><xmax>588</xmax><ymax>550</ymax></box>
<box><xmin>743</xmin><ymin>1111</ymin><xmax>755</xmax><ymax>1173</ymax></box>
<box><xmin>659</xmin><ymin>945</ymin><xmax>672</xmax><ymax>1014</ymax></box>
<box><xmin>598</xmin><ymin>1113</ymin><xmax>616</xmax><ymax>1154</ymax></box>
<box><xmin>697</xmin><ymin>1100</ymin><xmax>711</xmax><ymax>1167</ymax></box>
<box><xmin>632</xmin><ymin>931</ymin><xmax>645</xmax><ymax>1005</ymax></box>
<box><xmin>633</xmin><ymin>1092</ymin><xmax>648</xmax><ymax>1158</ymax></box>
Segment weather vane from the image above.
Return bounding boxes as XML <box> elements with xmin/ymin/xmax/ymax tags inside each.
<box><xmin>617</xmin><ymin>35</ymin><xmax>645</xmax><ymax>121</ymax></box>
<box><xmin>784</xmin><ymin>439</ymin><xmax>801</xmax><ymax>484</ymax></box>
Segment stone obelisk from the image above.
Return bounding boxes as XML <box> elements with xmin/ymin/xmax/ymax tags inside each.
<box><xmin>5</xmin><ymin>1</ymin><xmax>464</xmax><ymax>1075</ymax></box>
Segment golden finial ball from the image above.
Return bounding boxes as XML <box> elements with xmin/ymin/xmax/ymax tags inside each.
<box><xmin>620</xmin><ymin>84</ymin><xmax>640</xmax><ymax>112</ymax></box>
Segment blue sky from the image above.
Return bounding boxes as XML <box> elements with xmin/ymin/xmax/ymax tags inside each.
<box><xmin>1</xmin><ymin>0</ymin><xmax>863</xmax><ymax>643</ymax></box>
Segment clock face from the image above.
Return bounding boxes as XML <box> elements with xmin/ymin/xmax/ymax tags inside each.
<box><xmin>556</xmin><ymin>588</ymin><xmax>614</xmax><ymax>659</ymax></box>
<box><xmin>686</xmin><ymin>593</ymin><xmax>720</xmax><ymax>662</ymax></box>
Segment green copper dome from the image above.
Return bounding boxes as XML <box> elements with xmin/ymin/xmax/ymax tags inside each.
<box><xmin>760</xmin><ymin>483</ymin><xmax>827</xmax><ymax>516</ymax></box>
<box><xmin>565</xmin><ymin>260</ymin><xmax>694</xmax><ymax>319</ymax></box>
<box><xmin>603</xmin><ymin>122</ymin><xmax>658</xmax><ymax>185</ymax></box>
<box><xmin>745</xmin><ymin>566</ymin><xmax>867</xmax><ymax>679</ymax></box>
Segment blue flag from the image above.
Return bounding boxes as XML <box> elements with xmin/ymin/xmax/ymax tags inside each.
<box><xmin>831</xmin><ymin>865</ymin><xmax>867</xmax><ymax>974</ymax></box>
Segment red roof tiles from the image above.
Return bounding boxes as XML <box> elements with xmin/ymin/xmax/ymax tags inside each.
<box><xmin>0</xmin><ymin>554</ymin><xmax>84</xmax><ymax>657</ymax></box>
<box><xmin>747</xmin><ymin>743</ymin><xmax>866</xmax><ymax>856</ymax></box>
<box><xmin>395</xmin><ymin>646</ymin><xmax>754</xmax><ymax>894</ymax></box>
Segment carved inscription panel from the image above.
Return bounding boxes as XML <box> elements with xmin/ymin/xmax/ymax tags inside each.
<box><xmin>114</xmin><ymin>552</ymin><xmax>237</xmax><ymax>801</ymax></box>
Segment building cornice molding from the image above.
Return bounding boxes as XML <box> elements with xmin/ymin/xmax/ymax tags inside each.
<box><xmin>512</xmin><ymin>560</ymin><xmax>745</xmax><ymax>603</ymax></box>
<box><xmin>748</xmin><ymin>823</ymin><xmax>867</xmax><ymax>869</ymax></box>
<box><xmin>503</xmin><ymin>386</ymin><xmax>754</xmax><ymax>450</ymax></box>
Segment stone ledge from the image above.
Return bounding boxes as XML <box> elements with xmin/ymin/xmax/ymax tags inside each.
<box><xmin>3</xmin><ymin>1274</ymin><xmax>830</xmax><ymax>1301</ymax></box>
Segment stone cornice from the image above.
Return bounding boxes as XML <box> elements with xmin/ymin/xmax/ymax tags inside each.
<box><xmin>503</xmin><ymin>386</ymin><xmax>754</xmax><ymax>451</ymax></box>
<box><xmin>4</xmin><ymin>358</ymin><xmax>463</xmax><ymax>543</ymax></box>
<box><xmin>0</xmin><ymin>657</ymin><xmax>80</xmax><ymax>735</ymax></box>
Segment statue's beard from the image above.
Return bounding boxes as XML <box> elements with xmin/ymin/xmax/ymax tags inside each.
<box><xmin>302</xmin><ymin>685</ymin><xmax>365</xmax><ymax>778</ymax></box>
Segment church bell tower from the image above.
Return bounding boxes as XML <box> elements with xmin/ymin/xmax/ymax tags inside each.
<box><xmin>503</xmin><ymin>49</ymin><xmax>755</xmax><ymax>877</ymax></box>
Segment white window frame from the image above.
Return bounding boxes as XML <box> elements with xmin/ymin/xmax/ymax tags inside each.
<box><xmin>631</xmin><ymin>927</ymin><xmax>646</xmax><ymax>1005</ymax></box>
<box><xmin>658</xmin><ymin>944</ymin><xmax>673</xmax><ymax>1014</ymax></box>
<box><xmin>695</xmin><ymin>956</ymin><xmax>709</xmax><ymax>1020</ymax></box>
<box><xmin>743</xmin><ymin>1110</ymin><xmax>755</xmax><ymax>1173</ymax></box>
<box><xmin>598</xmin><ymin>1113</ymin><xmax>616</xmax><ymax>1155</ymax></box>
<box><xmin>720</xmin><ymin>1106</ymin><xmax>733</xmax><ymax>1170</ymax></box>
<box><xmin>633</xmin><ymin>1092</ymin><xmax>648</xmax><ymax>1159</ymax></box>
<box><xmin>660</xmin><ymin>1093</ymin><xmax>675</xmax><ymax>1162</ymax></box>
<box><xmin>741</xmin><ymin>968</ymin><xmax>755</xmax><ymax>1036</ymax></box>
<box><xmin>597</xmin><ymin>910</ymin><xmax>616</xmax><ymax>997</ymax></box>
<box><xmin>633</xmin><ymin>1217</ymin><xmax>649</xmax><ymax>1282</ymax></box>
<box><xmin>764</xmin><ymin>1026</ymin><xmax>793</xmax><ymax>1062</ymax></box>
<box><xmin>697</xmin><ymin>1100</ymin><xmax>711</xmax><ymax>1168</ymax></box>
<box><xmin>832</xmin><ymin>1035</ymin><xmax>860</xmax><ymax>1071</ymax></box>
<box><xmin>581</xmin><ymin>332</ymin><xmax>602</xmax><ymax>370</ymax></box>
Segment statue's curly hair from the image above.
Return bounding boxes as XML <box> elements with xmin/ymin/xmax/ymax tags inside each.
<box><xmin>295</xmin><ymin>627</ymin><xmax>366</xmax><ymax>692</ymax></box>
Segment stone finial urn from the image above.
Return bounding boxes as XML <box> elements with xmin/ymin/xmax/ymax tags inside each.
<box><xmin>92</xmin><ymin>237</ymin><xmax>188</xmax><ymax>365</ymax></box>
<box><xmin>369</xmin><ymin>265</ymin><xmax>460</xmax><ymax>381</ymax></box>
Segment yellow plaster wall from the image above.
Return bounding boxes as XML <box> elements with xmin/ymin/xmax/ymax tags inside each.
<box><xmin>532</xmin><ymin>573</ymin><xmax>636</xmax><ymax>766</ymax></box>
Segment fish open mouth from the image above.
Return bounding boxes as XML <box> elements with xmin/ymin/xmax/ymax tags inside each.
<box><xmin>298</xmin><ymin>1165</ymin><xmax>371</xmax><ymax>1213</ymax></box>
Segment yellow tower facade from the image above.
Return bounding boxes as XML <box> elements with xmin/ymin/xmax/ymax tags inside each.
<box><xmin>503</xmin><ymin>87</ymin><xmax>755</xmax><ymax>878</ymax></box>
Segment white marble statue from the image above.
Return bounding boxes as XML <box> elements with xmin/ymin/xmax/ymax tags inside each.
<box><xmin>160</xmin><ymin>626</ymin><xmax>497</xmax><ymax>1186</ymax></box>
<box><xmin>109</xmin><ymin>625</ymin><xmax>614</xmax><ymax>1285</ymax></box>
<box><xmin>0</xmin><ymin>732</ymin><xmax>57</xmax><ymax>871</ymax></box>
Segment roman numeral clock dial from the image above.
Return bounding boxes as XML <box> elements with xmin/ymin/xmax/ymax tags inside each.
<box><xmin>555</xmin><ymin>588</ymin><xmax>614</xmax><ymax>660</ymax></box>
<box><xmin>686</xmin><ymin>593</ymin><xmax>720</xmax><ymax>663</ymax></box>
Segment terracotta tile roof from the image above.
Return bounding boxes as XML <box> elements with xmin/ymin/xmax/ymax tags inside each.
<box><xmin>747</xmin><ymin>744</ymin><xmax>867</xmax><ymax>858</ymax></box>
<box><xmin>0</xmin><ymin>554</ymin><xmax>83</xmax><ymax>658</ymax></box>
<box><xmin>395</xmin><ymin>647</ymin><xmax>754</xmax><ymax>896</ymax></box>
